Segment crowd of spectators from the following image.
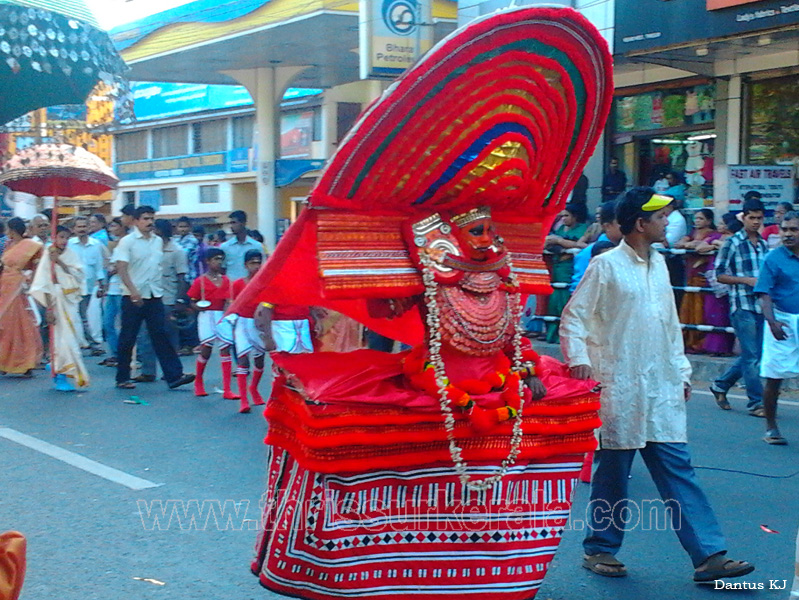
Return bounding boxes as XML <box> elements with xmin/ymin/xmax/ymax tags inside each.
<box><xmin>0</xmin><ymin>206</ymin><xmax>268</xmax><ymax>390</ymax></box>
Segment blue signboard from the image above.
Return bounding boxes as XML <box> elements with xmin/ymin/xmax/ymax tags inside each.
<box><xmin>131</xmin><ymin>83</ymin><xmax>324</xmax><ymax>122</ymax></box>
<box><xmin>275</xmin><ymin>159</ymin><xmax>325</xmax><ymax>187</ymax></box>
<box><xmin>229</xmin><ymin>147</ymin><xmax>253</xmax><ymax>173</ymax></box>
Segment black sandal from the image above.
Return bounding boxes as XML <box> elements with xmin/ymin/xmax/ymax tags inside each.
<box><xmin>583</xmin><ymin>553</ymin><xmax>627</xmax><ymax>577</ymax></box>
<box><xmin>116</xmin><ymin>381</ymin><xmax>136</xmax><ymax>389</ymax></box>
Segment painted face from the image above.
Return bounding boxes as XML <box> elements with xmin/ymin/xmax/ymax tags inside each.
<box><xmin>456</xmin><ymin>217</ymin><xmax>496</xmax><ymax>262</ymax></box>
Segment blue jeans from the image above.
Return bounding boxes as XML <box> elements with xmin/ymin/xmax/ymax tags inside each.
<box><xmin>584</xmin><ymin>443</ymin><xmax>726</xmax><ymax>568</ymax></box>
<box><xmin>712</xmin><ymin>308</ymin><xmax>763</xmax><ymax>410</ymax></box>
<box><xmin>103</xmin><ymin>295</ymin><xmax>121</xmax><ymax>358</ymax></box>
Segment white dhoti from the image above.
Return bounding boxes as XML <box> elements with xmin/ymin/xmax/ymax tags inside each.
<box><xmin>272</xmin><ymin>319</ymin><xmax>313</xmax><ymax>354</ymax></box>
<box><xmin>198</xmin><ymin>310</ymin><xmax>227</xmax><ymax>346</ymax></box>
<box><xmin>761</xmin><ymin>309</ymin><xmax>799</xmax><ymax>380</ymax></box>
<box><xmin>234</xmin><ymin>316</ymin><xmax>264</xmax><ymax>357</ymax></box>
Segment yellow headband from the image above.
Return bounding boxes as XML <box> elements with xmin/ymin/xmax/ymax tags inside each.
<box><xmin>641</xmin><ymin>194</ymin><xmax>673</xmax><ymax>212</ymax></box>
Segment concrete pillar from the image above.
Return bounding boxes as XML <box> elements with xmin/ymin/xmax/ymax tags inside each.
<box><xmin>223</xmin><ymin>65</ymin><xmax>307</xmax><ymax>251</ymax></box>
<box><xmin>713</xmin><ymin>75</ymin><xmax>742</xmax><ymax>212</ymax></box>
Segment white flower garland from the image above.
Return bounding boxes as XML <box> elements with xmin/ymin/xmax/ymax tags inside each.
<box><xmin>419</xmin><ymin>251</ymin><xmax>526</xmax><ymax>491</ymax></box>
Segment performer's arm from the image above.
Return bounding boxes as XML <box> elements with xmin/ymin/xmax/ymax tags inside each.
<box><xmin>254</xmin><ymin>302</ymin><xmax>277</xmax><ymax>352</ymax></box>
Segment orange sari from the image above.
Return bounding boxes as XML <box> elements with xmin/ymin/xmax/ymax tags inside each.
<box><xmin>0</xmin><ymin>239</ymin><xmax>43</xmax><ymax>373</ymax></box>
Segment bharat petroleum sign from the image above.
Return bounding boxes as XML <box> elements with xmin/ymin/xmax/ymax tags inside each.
<box><xmin>360</xmin><ymin>0</ymin><xmax>432</xmax><ymax>79</ymax></box>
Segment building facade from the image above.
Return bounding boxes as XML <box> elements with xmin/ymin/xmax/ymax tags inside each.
<box><xmin>613</xmin><ymin>0</ymin><xmax>799</xmax><ymax>212</ymax></box>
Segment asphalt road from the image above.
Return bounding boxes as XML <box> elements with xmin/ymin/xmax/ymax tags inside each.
<box><xmin>2</xmin><ymin>352</ymin><xmax>797</xmax><ymax>600</ymax></box>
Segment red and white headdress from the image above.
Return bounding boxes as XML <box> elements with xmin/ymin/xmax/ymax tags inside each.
<box><xmin>229</xmin><ymin>5</ymin><xmax>613</xmax><ymax>345</ymax></box>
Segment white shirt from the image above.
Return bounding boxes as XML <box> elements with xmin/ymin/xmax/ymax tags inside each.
<box><xmin>559</xmin><ymin>240</ymin><xmax>692</xmax><ymax>449</ymax></box>
<box><xmin>665</xmin><ymin>210</ymin><xmax>688</xmax><ymax>248</ymax></box>
<box><xmin>68</xmin><ymin>236</ymin><xmax>106</xmax><ymax>295</ymax></box>
<box><xmin>115</xmin><ymin>228</ymin><xmax>164</xmax><ymax>299</ymax></box>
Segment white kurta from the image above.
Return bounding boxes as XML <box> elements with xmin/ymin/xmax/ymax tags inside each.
<box><xmin>559</xmin><ymin>240</ymin><xmax>691</xmax><ymax>450</ymax></box>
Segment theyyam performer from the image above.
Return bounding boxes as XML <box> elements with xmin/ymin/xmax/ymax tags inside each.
<box><xmin>228</xmin><ymin>6</ymin><xmax>613</xmax><ymax>599</ymax></box>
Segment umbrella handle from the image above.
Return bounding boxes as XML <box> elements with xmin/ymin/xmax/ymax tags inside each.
<box><xmin>49</xmin><ymin>196</ymin><xmax>58</xmax><ymax>379</ymax></box>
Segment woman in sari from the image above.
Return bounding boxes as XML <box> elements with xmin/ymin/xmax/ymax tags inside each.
<box><xmin>675</xmin><ymin>209</ymin><xmax>723</xmax><ymax>352</ymax></box>
<box><xmin>544</xmin><ymin>202</ymin><xmax>588</xmax><ymax>343</ymax></box>
<box><xmin>0</xmin><ymin>218</ymin><xmax>43</xmax><ymax>376</ymax></box>
<box><xmin>30</xmin><ymin>226</ymin><xmax>89</xmax><ymax>390</ymax></box>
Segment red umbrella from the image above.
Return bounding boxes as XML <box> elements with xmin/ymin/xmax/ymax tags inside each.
<box><xmin>0</xmin><ymin>143</ymin><xmax>118</xmax><ymax>197</ymax></box>
<box><xmin>0</xmin><ymin>143</ymin><xmax>119</xmax><ymax>379</ymax></box>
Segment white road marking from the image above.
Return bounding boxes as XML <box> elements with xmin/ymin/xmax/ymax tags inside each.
<box><xmin>0</xmin><ymin>427</ymin><xmax>162</xmax><ymax>490</ymax></box>
<box><xmin>692</xmin><ymin>389</ymin><xmax>799</xmax><ymax>407</ymax></box>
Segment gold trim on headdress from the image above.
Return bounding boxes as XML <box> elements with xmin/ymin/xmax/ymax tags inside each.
<box><xmin>451</xmin><ymin>206</ymin><xmax>491</xmax><ymax>228</ymax></box>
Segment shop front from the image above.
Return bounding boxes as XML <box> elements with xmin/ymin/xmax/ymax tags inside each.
<box><xmin>745</xmin><ymin>71</ymin><xmax>799</xmax><ymax>207</ymax></box>
<box><xmin>612</xmin><ymin>80</ymin><xmax>716</xmax><ymax>210</ymax></box>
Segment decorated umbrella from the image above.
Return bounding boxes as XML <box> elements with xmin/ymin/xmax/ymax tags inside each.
<box><xmin>0</xmin><ymin>0</ymin><xmax>131</xmax><ymax>125</ymax></box>
<box><xmin>0</xmin><ymin>142</ymin><xmax>118</xmax><ymax>385</ymax></box>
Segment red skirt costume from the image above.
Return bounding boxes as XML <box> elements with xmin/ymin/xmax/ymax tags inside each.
<box><xmin>228</xmin><ymin>7</ymin><xmax>613</xmax><ymax>599</ymax></box>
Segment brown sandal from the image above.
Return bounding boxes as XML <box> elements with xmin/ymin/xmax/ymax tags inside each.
<box><xmin>694</xmin><ymin>554</ymin><xmax>754</xmax><ymax>582</ymax></box>
<box><xmin>583</xmin><ymin>553</ymin><xmax>627</xmax><ymax>577</ymax></box>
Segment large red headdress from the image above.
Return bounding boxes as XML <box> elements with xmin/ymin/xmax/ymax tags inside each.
<box><xmin>229</xmin><ymin>5</ymin><xmax>613</xmax><ymax>344</ymax></box>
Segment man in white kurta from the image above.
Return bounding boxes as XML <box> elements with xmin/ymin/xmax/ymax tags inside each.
<box><xmin>560</xmin><ymin>187</ymin><xmax>753</xmax><ymax>583</ymax></box>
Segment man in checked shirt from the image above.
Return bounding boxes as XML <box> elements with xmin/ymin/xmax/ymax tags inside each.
<box><xmin>710</xmin><ymin>197</ymin><xmax>768</xmax><ymax>417</ymax></box>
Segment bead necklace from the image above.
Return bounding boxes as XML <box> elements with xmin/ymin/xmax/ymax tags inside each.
<box><xmin>420</xmin><ymin>251</ymin><xmax>525</xmax><ymax>491</ymax></box>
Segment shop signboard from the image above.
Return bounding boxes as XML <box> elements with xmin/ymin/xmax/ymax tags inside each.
<box><xmin>131</xmin><ymin>82</ymin><xmax>254</xmax><ymax>122</ymax></box>
<box><xmin>614</xmin><ymin>85</ymin><xmax>715</xmax><ymax>134</ymax></box>
<box><xmin>116</xmin><ymin>152</ymin><xmax>228</xmax><ymax>181</ymax></box>
<box><xmin>615</xmin><ymin>0</ymin><xmax>799</xmax><ymax>54</ymax></box>
<box><xmin>727</xmin><ymin>165</ymin><xmax>794</xmax><ymax>208</ymax></box>
<box><xmin>229</xmin><ymin>147</ymin><xmax>253</xmax><ymax>173</ymax></box>
<box><xmin>360</xmin><ymin>0</ymin><xmax>433</xmax><ymax>79</ymax></box>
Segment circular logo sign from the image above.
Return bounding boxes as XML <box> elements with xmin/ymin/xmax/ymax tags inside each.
<box><xmin>382</xmin><ymin>0</ymin><xmax>417</xmax><ymax>36</ymax></box>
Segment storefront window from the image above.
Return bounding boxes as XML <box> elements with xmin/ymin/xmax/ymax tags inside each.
<box><xmin>613</xmin><ymin>83</ymin><xmax>716</xmax><ymax>209</ymax></box>
<box><xmin>748</xmin><ymin>76</ymin><xmax>799</xmax><ymax>166</ymax></box>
